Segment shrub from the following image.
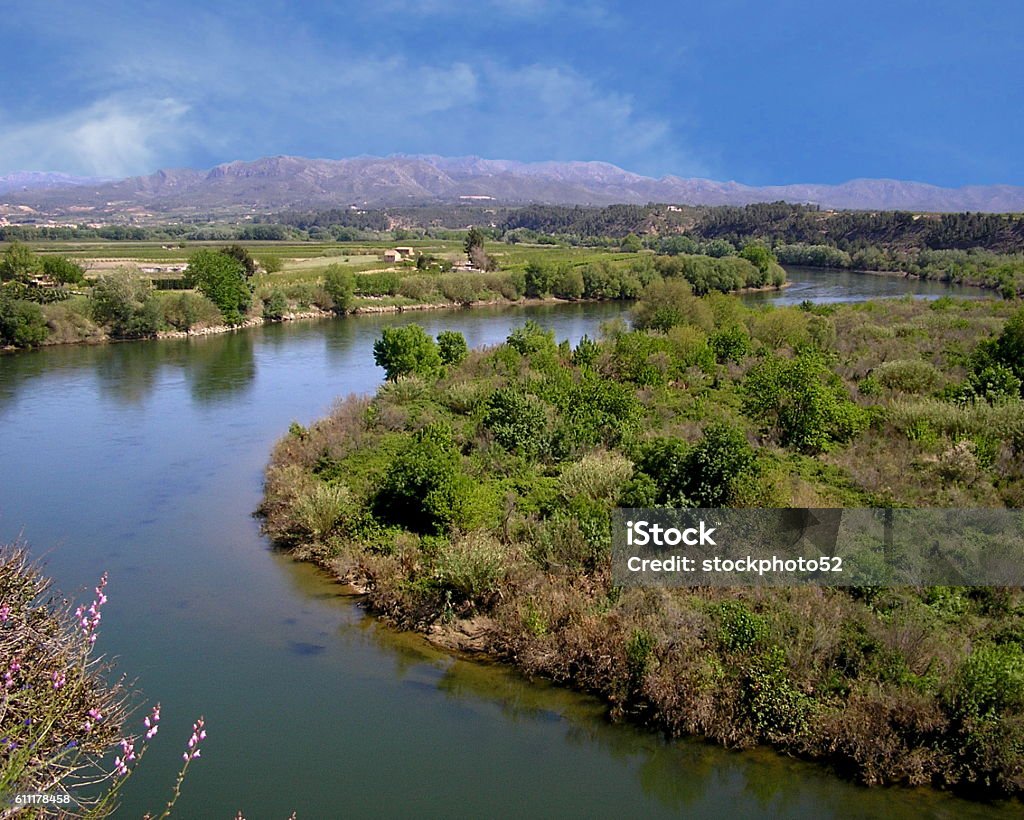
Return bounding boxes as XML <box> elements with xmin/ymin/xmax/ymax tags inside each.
<box><xmin>437</xmin><ymin>330</ymin><xmax>468</xmax><ymax>366</ymax></box>
<box><xmin>434</xmin><ymin>532</ymin><xmax>508</xmax><ymax>605</ymax></box>
<box><xmin>372</xmin><ymin>425</ymin><xmax>463</xmax><ymax>534</ymax></box>
<box><xmin>552</xmin><ymin>266</ymin><xmax>584</xmax><ymax>299</ymax></box>
<box><xmin>873</xmin><ymin>359</ymin><xmax>942</xmax><ymax>394</ymax></box>
<box><xmin>632</xmin><ymin>279</ymin><xmax>711</xmax><ymax>332</ymax></box>
<box><xmin>0</xmin><ymin>294</ymin><xmax>48</xmax><ymax>346</ymax></box>
<box><xmin>742</xmin><ymin>349</ymin><xmax>868</xmax><ymax>452</ymax></box>
<box><xmin>948</xmin><ymin>643</ymin><xmax>1024</xmax><ymax>718</ymax></box>
<box><xmin>716</xmin><ymin>601</ymin><xmax>769</xmax><ymax>651</ymax></box>
<box><xmin>483</xmin><ymin>387</ymin><xmax>549</xmax><ymax>458</ymax></box>
<box><xmin>684</xmin><ymin>424</ymin><xmax>758</xmax><ymax>506</ymax></box>
<box><xmin>506</xmin><ymin>320</ymin><xmax>556</xmax><ymax>356</ymax></box>
<box><xmin>524</xmin><ymin>260</ymin><xmax>556</xmax><ymax>297</ymax></box>
<box><xmin>262</xmin><ymin>289</ymin><xmax>288</xmax><ymax>320</ymax></box>
<box><xmin>185</xmin><ymin>249</ymin><xmax>251</xmax><ymax>323</ymax></box>
<box><xmin>90</xmin><ymin>270</ymin><xmax>163</xmax><ymax>337</ymax></box>
<box><xmin>160</xmin><ymin>291</ymin><xmax>221</xmax><ymax>331</ymax></box>
<box><xmin>558</xmin><ymin>451</ymin><xmax>634</xmax><ymax>501</ymax></box>
<box><xmin>709</xmin><ymin>325</ymin><xmax>752</xmax><ymax>363</ymax></box>
<box><xmin>750</xmin><ymin>308</ymin><xmax>810</xmax><ymax>349</ymax></box>
<box><xmin>293</xmin><ymin>483</ymin><xmax>354</xmax><ymax>540</ymax></box>
<box><xmin>960</xmin><ymin>364</ymin><xmax>1022</xmax><ymax>403</ymax></box>
<box><xmin>398</xmin><ymin>274</ymin><xmax>440</xmax><ymax>302</ymax></box>
<box><xmin>0</xmin><ymin>242</ymin><xmax>39</xmax><ymax>282</ymax></box>
<box><xmin>324</xmin><ymin>265</ymin><xmax>356</xmax><ymax>312</ymax></box>
<box><xmin>40</xmin><ymin>255</ymin><xmax>86</xmax><ymax>284</ymax></box>
<box><xmin>373</xmin><ymin>324</ymin><xmax>442</xmax><ymax>381</ymax></box>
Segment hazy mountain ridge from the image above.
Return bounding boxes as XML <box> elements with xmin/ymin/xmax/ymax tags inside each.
<box><xmin>4</xmin><ymin>155</ymin><xmax>1024</xmax><ymax>218</ymax></box>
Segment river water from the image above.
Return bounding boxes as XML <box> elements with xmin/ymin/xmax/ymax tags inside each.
<box><xmin>0</xmin><ymin>270</ymin><xmax>1015</xmax><ymax>818</ymax></box>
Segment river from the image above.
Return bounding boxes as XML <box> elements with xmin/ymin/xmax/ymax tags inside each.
<box><xmin>0</xmin><ymin>269</ymin><xmax>1015</xmax><ymax>818</ymax></box>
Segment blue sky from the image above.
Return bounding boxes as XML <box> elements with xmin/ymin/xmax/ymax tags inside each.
<box><xmin>1</xmin><ymin>0</ymin><xmax>1021</xmax><ymax>186</ymax></box>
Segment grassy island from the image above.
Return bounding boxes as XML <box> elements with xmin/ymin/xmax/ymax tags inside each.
<box><xmin>260</xmin><ymin>288</ymin><xmax>1024</xmax><ymax>798</ymax></box>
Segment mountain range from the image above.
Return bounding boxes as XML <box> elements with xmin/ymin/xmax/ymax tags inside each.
<box><xmin>2</xmin><ymin>155</ymin><xmax>1024</xmax><ymax>220</ymax></box>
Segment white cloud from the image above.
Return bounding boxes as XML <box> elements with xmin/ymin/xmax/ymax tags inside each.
<box><xmin>0</xmin><ymin>97</ymin><xmax>194</xmax><ymax>177</ymax></box>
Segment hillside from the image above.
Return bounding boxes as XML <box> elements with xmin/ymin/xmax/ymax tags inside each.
<box><xmin>4</xmin><ymin>155</ymin><xmax>1024</xmax><ymax>221</ymax></box>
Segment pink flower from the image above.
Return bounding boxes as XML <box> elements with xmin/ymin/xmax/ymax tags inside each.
<box><xmin>183</xmin><ymin>717</ymin><xmax>206</xmax><ymax>761</ymax></box>
<box><xmin>0</xmin><ymin>604</ymin><xmax>10</xmax><ymax>622</ymax></box>
<box><xmin>51</xmin><ymin>671</ymin><xmax>66</xmax><ymax>690</ymax></box>
<box><xmin>144</xmin><ymin>703</ymin><xmax>161</xmax><ymax>740</ymax></box>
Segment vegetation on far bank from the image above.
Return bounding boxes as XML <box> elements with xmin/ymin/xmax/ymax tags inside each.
<box><xmin>0</xmin><ymin>237</ymin><xmax>785</xmax><ymax>350</ymax></box>
<box><xmin>260</xmin><ymin>287</ymin><xmax>1024</xmax><ymax>798</ymax></box>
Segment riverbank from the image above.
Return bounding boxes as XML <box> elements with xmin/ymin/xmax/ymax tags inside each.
<box><xmin>3</xmin><ymin>281</ymin><xmax>794</xmax><ymax>354</ymax></box>
<box><xmin>259</xmin><ymin>295</ymin><xmax>1024</xmax><ymax>800</ymax></box>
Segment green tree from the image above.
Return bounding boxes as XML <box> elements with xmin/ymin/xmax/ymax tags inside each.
<box><xmin>219</xmin><ymin>244</ymin><xmax>258</xmax><ymax>278</ymax></box>
<box><xmin>740</xmin><ymin>243</ymin><xmax>776</xmax><ymax>274</ymax></box>
<box><xmin>372</xmin><ymin>424</ymin><xmax>464</xmax><ymax>533</ymax></box>
<box><xmin>186</xmin><ymin>249</ymin><xmax>252</xmax><ymax>324</ymax></box>
<box><xmin>323</xmin><ymin>265</ymin><xmax>356</xmax><ymax>313</ymax></box>
<box><xmin>620</xmin><ymin>233</ymin><xmax>643</xmax><ymax>253</ymax></box>
<box><xmin>742</xmin><ymin>350</ymin><xmax>867</xmax><ymax>452</ymax></box>
<box><xmin>524</xmin><ymin>261</ymin><xmax>556</xmax><ymax>298</ymax></box>
<box><xmin>0</xmin><ymin>242</ymin><xmax>39</xmax><ymax>283</ymax></box>
<box><xmin>437</xmin><ymin>330</ymin><xmax>468</xmax><ymax>366</ymax></box>
<box><xmin>482</xmin><ymin>387</ymin><xmax>549</xmax><ymax>458</ymax></box>
<box><xmin>263</xmin><ymin>289</ymin><xmax>288</xmax><ymax>320</ymax></box>
<box><xmin>0</xmin><ymin>295</ymin><xmax>48</xmax><ymax>347</ymax></box>
<box><xmin>90</xmin><ymin>270</ymin><xmax>163</xmax><ymax>337</ymax></box>
<box><xmin>40</xmin><ymin>255</ymin><xmax>86</xmax><ymax>284</ymax></box>
<box><xmin>373</xmin><ymin>324</ymin><xmax>441</xmax><ymax>380</ymax></box>
<box><xmin>464</xmin><ymin>226</ymin><xmax>486</xmax><ymax>258</ymax></box>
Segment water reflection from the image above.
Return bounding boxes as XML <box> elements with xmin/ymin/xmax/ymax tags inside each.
<box><xmin>184</xmin><ymin>332</ymin><xmax>256</xmax><ymax>404</ymax></box>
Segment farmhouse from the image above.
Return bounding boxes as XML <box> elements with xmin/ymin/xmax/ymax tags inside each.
<box><xmin>383</xmin><ymin>249</ymin><xmax>403</xmax><ymax>263</ymax></box>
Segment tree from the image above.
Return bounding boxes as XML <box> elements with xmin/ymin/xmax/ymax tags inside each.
<box><xmin>40</xmin><ymin>255</ymin><xmax>86</xmax><ymax>284</ymax></box>
<box><xmin>437</xmin><ymin>330</ymin><xmax>468</xmax><ymax>366</ymax></box>
<box><xmin>524</xmin><ymin>261</ymin><xmax>556</xmax><ymax>298</ymax></box>
<box><xmin>323</xmin><ymin>265</ymin><xmax>356</xmax><ymax>313</ymax></box>
<box><xmin>464</xmin><ymin>226</ymin><xmax>486</xmax><ymax>258</ymax></box>
<box><xmin>0</xmin><ymin>294</ymin><xmax>48</xmax><ymax>347</ymax></box>
<box><xmin>742</xmin><ymin>350</ymin><xmax>867</xmax><ymax>452</ymax></box>
<box><xmin>90</xmin><ymin>270</ymin><xmax>162</xmax><ymax>337</ymax></box>
<box><xmin>0</xmin><ymin>242</ymin><xmax>39</xmax><ymax>283</ymax></box>
<box><xmin>372</xmin><ymin>424</ymin><xmax>464</xmax><ymax>533</ymax></box>
<box><xmin>185</xmin><ymin>249</ymin><xmax>252</xmax><ymax>324</ymax></box>
<box><xmin>482</xmin><ymin>387</ymin><xmax>549</xmax><ymax>458</ymax></box>
<box><xmin>372</xmin><ymin>324</ymin><xmax>441</xmax><ymax>380</ymax></box>
<box><xmin>219</xmin><ymin>245</ymin><xmax>258</xmax><ymax>278</ymax></box>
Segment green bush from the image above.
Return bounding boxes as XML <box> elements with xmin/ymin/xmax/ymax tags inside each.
<box><xmin>552</xmin><ymin>266</ymin><xmax>584</xmax><ymax>299</ymax></box>
<box><xmin>89</xmin><ymin>270</ymin><xmax>163</xmax><ymax>337</ymax></box>
<box><xmin>373</xmin><ymin>324</ymin><xmax>442</xmax><ymax>381</ymax></box>
<box><xmin>40</xmin><ymin>255</ymin><xmax>86</xmax><ymax>284</ymax></box>
<box><xmin>372</xmin><ymin>425</ymin><xmax>463</xmax><ymax>534</ymax></box>
<box><xmin>873</xmin><ymin>359</ymin><xmax>942</xmax><ymax>394</ymax></box>
<box><xmin>483</xmin><ymin>387</ymin><xmax>549</xmax><ymax>458</ymax></box>
<box><xmin>632</xmin><ymin>279</ymin><xmax>711</xmax><ymax>332</ymax></box>
<box><xmin>948</xmin><ymin>643</ymin><xmax>1024</xmax><ymax>718</ymax></box>
<box><xmin>716</xmin><ymin>601</ymin><xmax>769</xmax><ymax>652</ymax></box>
<box><xmin>434</xmin><ymin>532</ymin><xmax>508</xmax><ymax>605</ymax></box>
<box><xmin>294</xmin><ymin>483</ymin><xmax>355</xmax><ymax>540</ymax></box>
<box><xmin>0</xmin><ymin>295</ymin><xmax>48</xmax><ymax>347</ymax></box>
<box><xmin>160</xmin><ymin>291</ymin><xmax>221</xmax><ymax>331</ymax></box>
<box><xmin>324</xmin><ymin>265</ymin><xmax>356</xmax><ymax>312</ymax></box>
<box><xmin>743</xmin><ymin>349</ymin><xmax>868</xmax><ymax>452</ymax></box>
<box><xmin>185</xmin><ymin>249</ymin><xmax>252</xmax><ymax>324</ymax></box>
<box><xmin>437</xmin><ymin>330</ymin><xmax>468</xmax><ymax>366</ymax></box>
<box><xmin>709</xmin><ymin>325</ymin><xmax>752</xmax><ymax>363</ymax></box>
<box><xmin>262</xmin><ymin>289</ymin><xmax>288</xmax><ymax>320</ymax></box>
